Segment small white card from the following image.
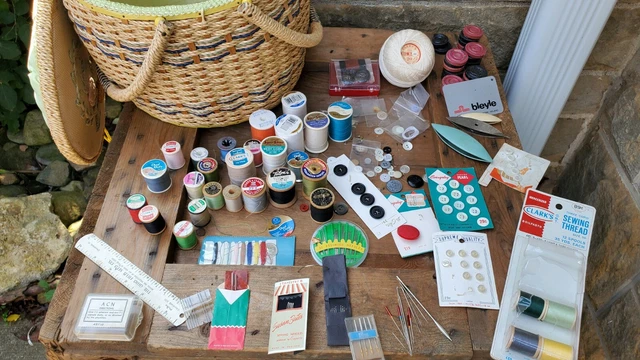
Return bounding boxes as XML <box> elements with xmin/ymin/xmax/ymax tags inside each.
<box><xmin>443</xmin><ymin>76</ymin><xmax>504</xmax><ymax>117</ymax></box>
<box><xmin>479</xmin><ymin>143</ymin><xmax>550</xmax><ymax>193</ymax></box>
<box><xmin>386</xmin><ymin>190</ymin><xmax>440</xmax><ymax>257</ymax></box>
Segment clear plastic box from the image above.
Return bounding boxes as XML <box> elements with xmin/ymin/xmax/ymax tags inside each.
<box><xmin>330</xmin><ymin>59</ymin><xmax>381</xmax><ymax>97</ymax></box>
<box><xmin>345</xmin><ymin>315</ymin><xmax>385</xmax><ymax>360</ymax></box>
<box><xmin>75</xmin><ymin>293</ymin><xmax>143</xmax><ymax>341</ymax></box>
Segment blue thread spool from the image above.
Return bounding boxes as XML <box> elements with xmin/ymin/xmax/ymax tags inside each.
<box><xmin>327</xmin><ymin>101</ymin><xmax>354</xmax><ymax>142</ymax></box>
<box><xmin>217</xmin><ymin>136</ymin><xmax>237</xmax><ymax>162</ymax></box>
<box><xmin>140</xmin><ymin>159</ymin><xmax>172</xmax><ymax>193</ymax></box>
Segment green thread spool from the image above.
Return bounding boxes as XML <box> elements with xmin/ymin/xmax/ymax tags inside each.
<box><xmin>197</xmin><ymin>157</ymin><xmax>220</xmax><ymax>183</ymax></box>
<box><xmin>203</xmin><ymin>182</ymin><xmax>225</xmax><ymax>210</ymax></box>
<box><xmin>173</xmin><ymin>220</ymin><xmax>198</xmax><ymax>250</ymax></box>
<box><xmin>541</xmin><ymin>299</ymin><xmax>577</xmax><ymax>329</ymax></box>
<box><xmin>301</xmin><ymin>158</ymin><xmax>328</xmax><ymax>199</ymax></box>
<box><xmin>517</xmin><ymin>291</ymin><xmax>547</xmax><ymax>320</ymax></box>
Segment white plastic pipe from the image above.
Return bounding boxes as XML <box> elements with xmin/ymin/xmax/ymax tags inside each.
<box><xmin>504</xmin><ymin>0</ymin><xmax>617</xmax><ymax>155</ymax></box>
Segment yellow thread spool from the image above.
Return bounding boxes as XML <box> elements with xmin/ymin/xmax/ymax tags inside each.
<box><xmin>539</xmin><ymin>338</ymin><xmax>573</xmax><ymax>360</ymax></box>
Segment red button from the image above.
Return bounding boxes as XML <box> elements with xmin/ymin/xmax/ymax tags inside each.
<box><xmin>397</xmin><ymin>225</ymin><xmax>420</xmax><ymax>240</ymax></box>
<box><xmin>300</xmin><ymin>203</ymin><xmax>309</xmax><ymax>212</ymax></box>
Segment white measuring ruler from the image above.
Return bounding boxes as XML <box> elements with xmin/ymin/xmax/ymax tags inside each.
<box><xmin>76</xmin><ymin>234</ymin><xmax>188</xmax><ymax>326</ymax></box>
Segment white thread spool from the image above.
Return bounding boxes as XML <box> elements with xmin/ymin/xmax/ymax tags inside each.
<box><xmin>281</xmin><ymin>91</ymin><xmax>307</xmax><ymax>119</ymax></box>
<box><xmin>223</xmin><ymin>184</ymin><xmax>243</xmax><ymax>212</ymax></box>
<box><xmin>241</xmin><ymin>177</ymin><xmax>268</xmax><ymax>214</ymax></box>
<box><xmin>260</xmin><ymin>136</ymin><xmax>288</xmax><ymax>175</ymax></box>
<box><xmin>225</xmin><ymin>147</ymin><xmax>256</xmax><ymax>186</ymax></box>
<box><xmin>275</xmin><ymin>114</ymin><xmax>304</xmax><ymax>153</ymax></box>
<box><xmin>161</xmin><ymin>141</ymin><xmax>186</xmax><ymax>170</ymax></box>
<box><xmin>304</xmin><ymin>111</ymin><xmax>330</xmax><ymax>153</ymax></box>
<box><xmin>183</xmin><ymin>171</ymin><xmax>205</xmax><ymax>199</ymax></box>
<box><xmin>190</xmin><ymin>147</ymin><xmax>209</xmax><ymax>168</ymax></box>
<box><xmin>379</xmin><ymin>29</ymin><xmax>435</xmax><ymax>88</ymax></box>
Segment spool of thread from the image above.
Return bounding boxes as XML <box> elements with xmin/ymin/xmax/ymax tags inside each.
<box><xmin>327</xmin><ymin>101</ymin><xmax>353</xmax><ymax>143</ymax></box>
<box><xmin>183</xmin><ymin>171</ymin><xmax>205</xmax><ymax>199</ymax></box>
<box><xmin>203</xmin><ymin>182</ymin><xmax>225</xmax><ymax>210</ymax></box>
<box><xmin>249</xmin><ymin>109</ymin><xmax>276</xmax><ymax>141</ymax></box>
<box><xmin>301</xmin><ymin>158</ymin><xmax>328</xmax><ymax>199</ymax></box>
<box><xmin>197</xmin><ymin>158</ymin><xmax>220</xmax><ymax>183</ymax></box>
<box><xmin>539</xmin><ymin>337</ymin><xmax>574</xmax><ymax>360</ymax></box>
<box><xmin>161</xmin><ymin>141</ymin><xmax>186</xmax><ymax>170</ymax></box>
<box><xmin>241</xmin><ymin>177</ymin><xmax>268</xmax><ymax>214</ymax></box>
<box><xmin>190</xmin><ymin>147</ymin><xmax>209</xmax><ymax>168</ymax></box>
<box><xmin>141</xmin><ymin>159</ymin><xmax>172</xmax><ymax>194</ymax></box>
<box><xmin>540</xmin><ymin>299</ymin><xmax>577</xmax><ymax>330</ymax></box>
<box><xmin>225</xmin><ymin>147</ymin><xmax>256</xmax><ymax>186</ymax></box>
<box><xmin>287</xmin><ymin>150</ymin><xmax>309</xmax><ymax>183</ymax></box>
<box><xmin>173</xmin><ymin>220</ymin><xmax>197</xmax><ymax>250</ymax></box>
<box><xmin>217</xmin><ymin>136</ymin><xmax>237</xmax><ymax>162</ymax></box>
<box><xmin>310</xmin><ymin>187</ymin><xmax>334</xmax><ymax>223</ymax></box>
<box><xmin>281</xmin><ymin>91</ymin><xmax>307</xmax><ymax>120</ymax></box>
<box><xmin>507</xmin><ymin>327</ymin><xmax>573</xmax><ymax>360</ymax></box>
<box><xmin>266</xmin><ymin>168</ymin><xmax>297</xmax><ymax>209</ymax></box>
<box><xmin>223</xmin><ymin>184</ymin><xmax>243</xmax><ymax>213</ymax></box>
<box><xmin>125</xmin><ymin>193</ymin><xmax>147</xmax><ymax>224</ymax></box>
<box><xmin>139</xmin><ymin>205</ymin><xmax>166</xmax><ymax>235</ymax></box>
<box><xmin>442</xmin><ymin>74</ymin><xmax>464</xmax><ymax>88</ymax></box>
<box><xmin>275</xmin><ymin>114</ymin><xmax>305</xmax><ymax>153</ymax></box>
<box><xmin>517</xmin><ymin>291</ymin><xmax>547</xmax><ymax>320</ymax></box>
<box><xmin>303</xmin><ymin>111</ymin><xmax>330</xmax><ymax>153</ymax></box>
<box><xmin>379</xmin><ymin>29</ymin><xmax>436</xmax><ymax>88</ymax></box>
<box><xmin>465</xmin><ymin>42</ymin><xmax>486</xmax><ymax>65</ymax></box>
<box><xmin>244</xmin><ymin>139</ymin><xmax>263</xmax><ymax>167</ymax></box>
<box><xmin>260</xmin><ymin>136</ymin><xmax>288</xmax><ymax>175</ymax></box>
<box><xmin>187</xmin><ymin>198</ymin><xmax>211</xmax><ymax>227</ymax></box>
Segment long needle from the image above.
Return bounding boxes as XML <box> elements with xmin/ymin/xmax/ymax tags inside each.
<box><xmin>397</xmin><ymin>276</ymin><xmax>452</xmax><ymax>342</ymax></box>
<box><xmin>397</xmin><ymin>288</ymin><xmax>412</xmax><ymax>355</ymax></box>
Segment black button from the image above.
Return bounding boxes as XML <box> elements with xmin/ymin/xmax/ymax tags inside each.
<box><xmin>351</xmin><ymin>183</ymin><xmax>366</xmax><ymax>195</ymax></box>
<box><xmin>333</xmin><ymin>164</ymin><xmax>348</xmax><ymax>176</ymax></box>
<box><xmin>407</xmin><ymin>174</ymin><xmax>425</xmax><ymax>188</ymax></box>
<box><xmin>369</xmin><ymin>206</ymin><xmax>385</xmax><ymax>219</ymax></box>
<box><xmin>383</xmin><ymin>146</ymin><xmax>392</xmax><ymax>154</ymax></box>
<box><xmin>334</xmin><ymin>203</ymin><xmax>348</xmax><ymax>215</ymax></box>
<box><xmin>360</xmin><ymin>193</ymin><xmax>375</xmax><ymax>206</ymax></box>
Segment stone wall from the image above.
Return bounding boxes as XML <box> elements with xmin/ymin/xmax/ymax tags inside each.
<box><xmin>553</xmin><ymin>41</ymin><xmax>640</xmax><ymax>359</ymax></box>
<box><xmin>313</xmin><ymin>0</ymin><xmax>640</xmax><ymax>174</ymax></box>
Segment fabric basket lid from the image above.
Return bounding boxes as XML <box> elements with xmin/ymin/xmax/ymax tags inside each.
<box><xmin>32</xmin><ymin>0</ymin><xmax>105</xmax><ymax>165</ymax></box>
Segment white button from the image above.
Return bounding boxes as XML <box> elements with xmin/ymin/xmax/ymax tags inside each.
<box><xmin>467</xmin><ymin>196</ymin><xmax>477</xmax><ymax>205</ymax></box>
<box><xmin>393</xmin><ymin>171</ymin><xmax>402</xmax><ymax>179</ymax></box>
<box><xmin>438</xmin><ymin>195</ymin><xmax>450</xmax><ymax>204</ymax></box>
<box><xmin>400</xmin><ymin>165</ymin><xmax>410</xmax><ymax>174</ymax></box>
<box><xmin>477</xmin><ymin>217</ymin><xmax>490</xmax><ymax>227</ymax></box>
<box><xmin>374</xmin><ymin>166</ymin><xmax>382</xmax><ymax>173</ymax></box>
<box><xmin>451</xmin><ymin>190</ymin><xmax>462</xmax><ymax>199</ymax></box>
<box><xmin>392</xmin><ymin>126</ymin><xmax>404</xmax><ymax>134</ymax></box>
<box><xmin>436</xmin><ymin>184</ymin><xmax>447</xmax><ymax>193</ymax></box>
<box><xmin>354</xmin><ymin>166</ymin><xmax>363</xmax><ymax>172</ymax></box>
<box><xmin>375</xmin><ymin>154</ymin><xmax>384</xmax><ymax>161</ymax></box>
<box><xmin>374</xmin><ymin>127</ymin><xmax>384</xmax><ymax>135</ymax></box>
<box><xmin>380</xmin><ymin>173</ymin><xmax>391</xmax><ymax>182</ymax></box>
<box><xmin>403</xmin><ymin>142</ymin><xmax>413</xmax><ymax>151</ymax></box>
<box><xmin>383</xmin><ymin>154</ymin><xmax>393</xmax><ymax>162</ymax></box>
<box><xmin>364</xmin><ymin>157</ymin><xmax>372</xmax><ymax>165</ymax></box>
<box><xmin>456</xmin><ymin>212</ymin><xmax>468</xmax><ymax>222</ymax></box>
<box><xmin>454</xmin><ymin>201</ymin><xmax>465</xmax><ymax>210</ymax></box>
<box><xmin>469</xmin><ymin>207</ymin><xmax>480</xmax><ymax>216</ymax></box>
<box><xmin>366</xmin><ymin>171</ymin><xmax>375</xmax><ymax>178</ymax></box>
<box><xmin>442</xmin><ymin>205</ymin><xmax>453</xmax><ymax>214</ymax></box>
<box><xmin>377</xmin><ymin>111</ymin><xmax>388</xmax><ymax>120</ymax></box>
<box><xmin>448</xmin><ymin>180</ymin><xmax>460</xmax><ymax>189</ymax></box>
<box><xmin>375</xmin><ymin>148</ymin><xmax>384</xmax><ymax>156</ymax></box>
<box><xmin>463</xmin><ymin>185</ymin><xmax>474</xmax><ymax>194</ymax></box>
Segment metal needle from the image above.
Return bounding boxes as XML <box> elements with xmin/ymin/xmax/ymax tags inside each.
<box><xmin>397</xmin><ymin>276</ymin><xmax>452</xmax><ymax>341</ymax></box>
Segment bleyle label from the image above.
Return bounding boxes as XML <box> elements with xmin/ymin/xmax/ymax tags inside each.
<box><xmin>442</xmin><ymin>76</ymin><xmax>504</xmax><ymax>117</ymax></box>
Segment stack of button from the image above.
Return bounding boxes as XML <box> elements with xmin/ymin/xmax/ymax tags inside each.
<box><xmin>464</xmin><ymin>65</ymin><xmax>488</xmax><ymax>81</ymax></box>
<box><xmin>465</xmin><ymin>42</ymin><xmax>486</xmax><ymax>65</ymax></box>
<box><xmin>432</xmin><ymin>33</ymin><xmax>452</xmax><ymax>54</ymax></box>
<box><xmin>443</xmin><ymin>49</ymin><xmax>468</xmax><ymax>77</ymax></box>
<box><xmin>457</xmin><ymin>24</ymin><xmax>484</xmax><ymax>49</ymax></box>
<box><xmin>442</xmin><ymin>74</ymin><xmax>464</xmax><ymax>89</ymax></box>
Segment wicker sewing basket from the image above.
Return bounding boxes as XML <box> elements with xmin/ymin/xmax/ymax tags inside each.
<box><xmin>60</xmin><ymin>0</ymin><xmax>323</xmax><ymax>128</ymax></box>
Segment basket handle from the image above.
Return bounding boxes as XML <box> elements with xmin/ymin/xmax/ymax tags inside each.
<box><xmin>98</xmin><ymin>19</ymin><xmax>173</xmax><ymax>102</ymax></box>
<box><xmin>237</xmin><ymin>3</ymin><xmax>323</xmax><ymax>48</ymax></box>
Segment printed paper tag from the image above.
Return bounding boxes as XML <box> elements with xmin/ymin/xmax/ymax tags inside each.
<box><xmin>443</xmin><ymin>76</ymin><xmax>504</xmax><ymax>116</ymax></box>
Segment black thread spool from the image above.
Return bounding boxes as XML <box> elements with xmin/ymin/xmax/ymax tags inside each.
<box><xmin>139</xmin><ymin>205</ymin><xmax>166</xmax><ymax>235</ymax></box>
<box><xmin>310</xmin><ymin>188</ymin><xmax>335</xmax><ymax>224</ymax></box>
<box><xmin>267</xmin><ymin>168</ymin><xmax>297</xmax><ymax>209</ymax></box>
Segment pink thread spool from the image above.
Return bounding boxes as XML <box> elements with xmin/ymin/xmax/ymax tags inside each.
<box><xmin>161</xmin><ymin>141</ymin><xmax>186</xmax><ymax>170</ymax></box>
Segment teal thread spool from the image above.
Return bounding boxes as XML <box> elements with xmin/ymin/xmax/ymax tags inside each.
<box><xmin>203</xmin><ymin>182</ymin><xmax>225</xmax><ymax>210</ymax></box>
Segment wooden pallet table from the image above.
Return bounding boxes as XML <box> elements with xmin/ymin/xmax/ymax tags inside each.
<box><xmin>40</xmin><ymin>27</ymin><xmax>523</xmax><ymax>360</ymax></box>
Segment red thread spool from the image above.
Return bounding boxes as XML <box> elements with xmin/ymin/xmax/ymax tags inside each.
<box><xmin>244</xmin><ymin>139</ymin><xmax>263</xmax><ymax>167</ymax></box>
<box><xmin>126</xmin><ymin>194</ymin><xmax>147</xmax><ymax>224</ymax></box>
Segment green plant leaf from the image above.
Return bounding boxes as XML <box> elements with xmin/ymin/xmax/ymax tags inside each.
<box><xmin>0</xmin><ymin>11</ymin><xmax>15</xmax><ymax>25</ymax></box>
<box><xmin>0</xmin><ymin>40</ymin><xmax>21</xmax><ymax>60</ymax></box>
<box><xmin>22</xmin><ymin>82</ymin><xmax>34</xmax><ymax>104</ymax></box>
<box><xmin>18</xmin><ymin>22</ymin><xmax>30</xmax><ymax>46</ymax></box>
<box><xmin>0</xmin><ymin>25</ymin><xmax>17</xmax><ymax>41</ymax></box>
<box><xmin>0</xmin><ymin>1</ymin><xmax>9</xmax><ymax>12</ymax></box>
<box><xmin>38</xmin><ymin>279</ymin><xmax>50</xmax><ymax>291</ymax></box>
<box><xmin>0</xmin><ymin>110</ymin><xmax>20</xmax><ymax>132</ymax></box>
<box><xmin>0</xmin><ymin>70</ymin><xmax>15</xmax><ymax>84</ymax></box>
<box><xmin>43</xmin><ymin>289</ymin><xmax>55</xmax><ymax>302</ymax></box>
<box><xmin>13</xmin><ymin>0</ymin><xmax>28</xmax><ymax>16</ymax></box>
<box><xmin>0</xmin><ymin>82</ymin><xmax>17</xmax><ymax>110</ymax></box>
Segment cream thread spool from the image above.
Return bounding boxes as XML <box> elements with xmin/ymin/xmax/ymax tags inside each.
<box><xmin>249</xmin><ymin>109</ymin><xmax>277</xmax><ymax>141</ymax></box>
<box><xmin>281</xmin><ymin>91</ymin><xmax>307</xmax><ymax>119</ymax></box>
<box><xmin>203</xmin><ymin>181</ymin><xmax>225</xmax><ymax>210</ymax></box>
<box><xmin>190</xmin><ymin>147</ymin><xmax>209</xmax><ymax>168</ymax></box>
<box><xmin>241</xmin><ymin>177</ymin><xmax>268</xmax><ymax>214</ymax></box>
<box><xmin>379</xmin><ymin>29</ymin><xmax>436</xmax><ymax>88</ymax></box>
<box><xmin>161</xmin><ymin>141</ymin><xmax>186</xmax><ymax>170</ymax></box>
<box><xmin>183</xmin><ymin>171</ymin><xmax>205</xmax><ymax>199</ymax></box>
<box><xmin>275</xmin><ymin>114</ymin><xmax>305</xmax><ymax>153</ymax></box>
<box><xmin>223</xmin><ymin>184</ymin><xmax>243</xmax><ymax>213</ymax></box>
<box><xmin>244</xmin><ymin>139</ymin><xmax>263</xmax><ymax>168</ymax></box>
<box><xmin>266</xmin><ymin>167</ymin><xmax>297</xmax><ymax>209</ymax></box>
<box><xmin>304</xmin><ymin>111</ymin><xmax>330</xmax><ymax>154</ymax></box>
<box><xmin>225</xmin><ymin>147</ymin><xmax>256</xmax><ymax>186</ymax></box>
<box><xmin>187</xmin><ymin>198</ymin><xmax>211</xmax><ymax>227</ymax></box>
<box><xmin>260</xmin><ymin>136</ymin><xmax>288</xmax><ymax>175</ymax></box>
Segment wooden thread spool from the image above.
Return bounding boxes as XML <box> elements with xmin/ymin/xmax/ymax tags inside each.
<box><xmin>187</xmin><ymin>198</ymin><xmax>211</xmax><ymax>227</ymax></box>
<box><xmin>161</xmin><ymin>140</ymin><xmax>186</xmax><ymax>170</ymax></box>
<box><xmin>244</xmin><ymin>139</ymin><xmax>263</xmax><ymax>167</ymax></box>
<box><xmin>301</xmin><ymin>158</ymin><xmax>328</xmax><ymax>199</ymax></box>
<box><xmin>225</xmin><ymin>147</ymin><xmax>256</xmax><ymax>186</ymax></box>
<box><xmin>249</xmin><ymin>109</ymin><xmax>276</xmax><ymax>141</ymax></box>
<box><xmin>223</xmin><ymin>184</ymin><xmax>243</xmax><ymax>213</ymax></box>
<box><xmin>173</xmin><ymin>220</ymin><xmax>197</xmax><ymax>250</ymax></box>
<box><xmin>139</xmin><ymin>205</ymin><xmax>166</xmax><ymax>235</ymax></box>
<box><xmin>203</xmin><ymin>182</ymin><xmax>225</xmax><ymax>210</ymax></box>
<box><xmin>310</xmin><ymin>188</ymin><xmax>334</xmax><ymax>223</ymax></box>
<box><xmin>141</xmin><ymin>159</ymin><xmax>172</xmax><ymax>194</ymax></box>
<box><xmin>190</xmin><ymin>147</ymin><xmax>209</xmax><ymax>168</ymax></box>
<box><xmin>183</xmin><ymin>171</ymin><xmax>205</xmax><ymax>199</ymax></box>
<box><xmin>260</xmin><ymin>136</ymin><xmax>288</xmax><ymax>175</ymax></box>
<box><xmin>125</xmin><ymin>193</ymin><xmax>147</xmax><ymax>224</ymax></box>
<box><xmin>287</xmin><ymin>150</ymin><xmax>309</xmax><ymax>183</ymax></box>
<box><xmin>266</xmin><ymin>168</ymin><xmax>297</xmax><ymax>209</ymax></box>
<box><xmin>304</xmin><ymin>111</ymin><xmax>330</xmax><ymax>154</ymax></box>
<box><xmin>241</xmin><ymin>177</ymin><xmax>268</xmax><ymax>214</ymax></box>
<box><xmin>275</xmin><ymin>114</ymin><xmax>305</xmax><ymax>153</ymax></box>
<box><xmin>197</xmin><ymin>158</ymin><xmax>220</xmax><ymax>183</ymax></box>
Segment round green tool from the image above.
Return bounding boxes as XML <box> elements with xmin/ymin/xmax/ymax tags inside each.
<box><xmin>310</xmin><ymin>221</ymin><xmax>369</xmax><ymax>267</ymax></box>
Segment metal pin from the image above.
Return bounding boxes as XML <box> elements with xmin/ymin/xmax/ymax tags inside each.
<box><xmin>397</xmin><ymin>276</ymin><xmax>452</xmax><ymax>341</ymax></box>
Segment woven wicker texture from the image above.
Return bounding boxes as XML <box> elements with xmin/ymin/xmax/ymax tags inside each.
<box><xmin>62</xmin><ymin>0</ymin><xmax>322</xmax><ymax>127</ymax></box>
